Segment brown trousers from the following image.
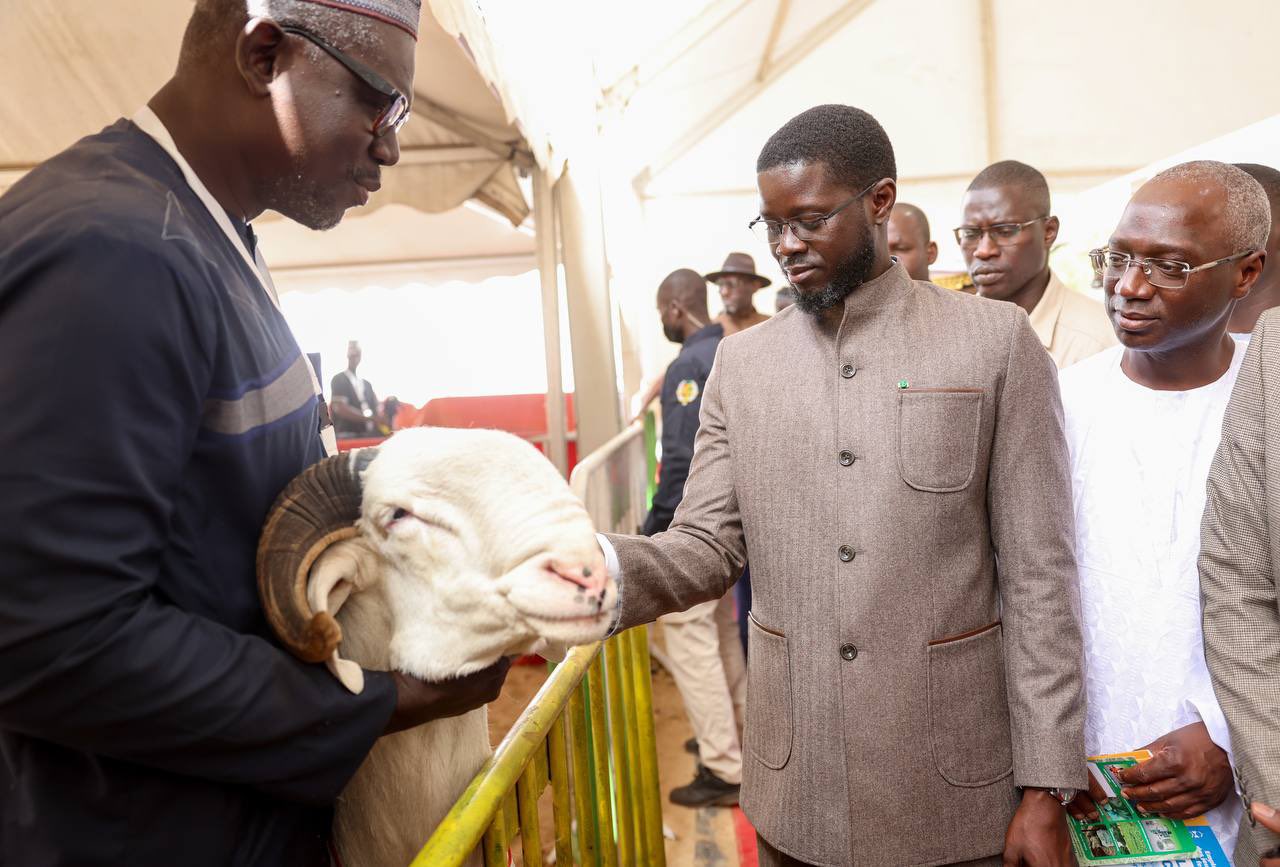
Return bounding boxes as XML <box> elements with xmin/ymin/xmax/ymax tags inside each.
<box><xmin>755</xmin><ymin>834</ymin><xmax>1003</xmax><ymax>867</ymax></box>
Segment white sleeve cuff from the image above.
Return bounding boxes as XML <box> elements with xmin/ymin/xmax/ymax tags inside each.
<box><xmin>596</xmin><ymin>533</ymin><xmax>621</xmax><ymax>581</ymax></box>
<box><xmin>596</xmin><ymin>533</ymin><xmax>624</xmax><ymax>636</ymax></box>
<box><xmin>1182</xmin><ymin>694</ymin><xmax>1236</xmax><ymax>770</ymax></box>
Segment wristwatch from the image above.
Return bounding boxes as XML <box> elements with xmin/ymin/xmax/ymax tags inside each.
<box><xmin>1049</xmin><ymin>787</ymin><xmax>1079</xmax><ymax>807</ymax></box>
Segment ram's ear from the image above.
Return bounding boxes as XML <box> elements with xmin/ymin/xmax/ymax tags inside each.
<box><xmin>308</xmin><ymin>537</ymin><xmax>382</xmax><ymax>694</ymax></box>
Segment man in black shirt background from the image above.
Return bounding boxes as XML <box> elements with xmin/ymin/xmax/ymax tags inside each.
<box><xmin>643</xmin><ymin>269</ymin><xmax>747</xmax><ymax>809</ymax></box>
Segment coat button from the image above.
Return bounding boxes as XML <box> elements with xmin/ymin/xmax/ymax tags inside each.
<box><xmin>838</xmin><ymin>545</ymin><xmax>854</xmax><ymax>562</ymax></box>
<box><xmin>840</xmin><ymin>643</ymin><xmax>858</xmax><ymax>661</ymax></box>
<box><xmin>839</xmin><ymin>450</ymin><xmax>854</xmax><ymax>466</ymax></box>
<box><xmin>840</xmin><ymin>363</ymin><xmax>856</xmax><ymax>378</ymax></box>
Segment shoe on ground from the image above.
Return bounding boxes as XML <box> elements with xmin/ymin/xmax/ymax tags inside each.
<box><xmin>684</xmin><ymin>736</ymin><xmax>699</xmax><ymax>756</ymax></box>
<box><xmin>669</xmin><ymin>764</ymin><xmax>740</xmax><ymax>808</ymax></box>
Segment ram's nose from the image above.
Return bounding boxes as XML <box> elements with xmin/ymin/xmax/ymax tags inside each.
<box><xmin>548</xmin><ymin>556</ymin><xmax>610</xmax><ymax>608</ymax></box>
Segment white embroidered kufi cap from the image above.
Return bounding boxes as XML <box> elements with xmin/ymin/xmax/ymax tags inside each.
<box><xmin>299</xmin><ymin>0</ymin><xmax>422</xmax><ymax>39</ymax></box>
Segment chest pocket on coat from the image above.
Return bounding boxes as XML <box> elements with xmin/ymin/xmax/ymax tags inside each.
<box><xmin>897</xmin><ymin>389</ymin><xmax>983</xmax><ymax>493</ymax></box>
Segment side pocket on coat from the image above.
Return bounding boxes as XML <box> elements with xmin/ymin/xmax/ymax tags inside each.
<box><xmin>746</xmin><ymin>612</ymin><xmax>793</xmax><ymax>770</ymax></box>
<box><xmin>926</xmin><ymin>621</ymin><xmax>1014</xmax><ymax>787</ymax></box>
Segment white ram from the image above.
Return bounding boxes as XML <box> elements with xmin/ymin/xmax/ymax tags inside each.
<box><xmin>257</xmin><ymin>427</ymin><xmax>616</xmax><ymax>867</ymax></box>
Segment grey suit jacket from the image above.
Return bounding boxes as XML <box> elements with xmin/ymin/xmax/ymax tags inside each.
<box><xmin>608</xmin><ymin>263</ymin><xmax>1086</xmax><ymax>866</ymax></box>
<box><xmin>1201</xmin><ymin>311</ymin><xmax>1280</xmax><ymax>866</ymax></box>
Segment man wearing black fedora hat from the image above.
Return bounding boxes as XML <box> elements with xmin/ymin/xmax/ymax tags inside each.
<box><xmin>630</xmin><ymin>252</ymin><xmax>776</xmax><ymax>425</ymax></box>
<box><xmin>707</xmin><ymin>251</ymin><xmax>773</xmax><ymax>336</ymax></box>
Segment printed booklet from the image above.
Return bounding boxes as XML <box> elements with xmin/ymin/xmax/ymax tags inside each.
<box><xmin>1069</xmin><ymin>751</ymin><xmax>1204</xmax><ymax>865</ymax></box>
<box><xmin>1157</xmin><ymin>818</ymin><xmax>1231</xmax><ymax>866</ymax></box>
<box><xmin>1083</xmin><ymin>819</ymin><xmax>1229</xmax><ymax>867</ymax></box>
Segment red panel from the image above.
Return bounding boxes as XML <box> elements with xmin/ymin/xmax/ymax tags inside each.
<box><xmin>358</xmin><ymin>394</ymin><xmax>577</xmax><ymax>471</ymax></box>
<box><xmin>335</xmin><ymin>436</ymin><xmax>386</xmax><ymax>452</ymax></box>
<box><xmin>406</xmin><ymin>393</ymin><xmax>575</xmax><ymax>438</ymax></box>
<box><xmin>733</xmin><ymin>807</ymin><xmax>759</xmax><ymax>867</ymax></box>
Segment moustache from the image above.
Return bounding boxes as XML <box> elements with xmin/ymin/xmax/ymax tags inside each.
<box><xmin>354</xmin><ymin>171</ymin><xmax>382</xmax><ymax>191</ymax></box>
<box><xmin>1107</xmin><ymin>296</ymin><xmax>1157</xmax><ymax>317</ymax></box>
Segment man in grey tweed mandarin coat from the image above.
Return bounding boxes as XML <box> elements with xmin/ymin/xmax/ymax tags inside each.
<box><xmin>601</xmin><ymin>105</ymin><xmax>1086</xmax><ymax>866</ymax></box>
<box><xmin>1201</xmin><ymin>308</ymin><xmax>1280</xmax><ymax>867</ymax></box>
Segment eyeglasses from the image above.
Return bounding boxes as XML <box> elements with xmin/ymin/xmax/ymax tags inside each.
<box><xmin>748</xmin><ymin>180</ymin><xmax>880</xmax><ymax>246</ymax></box>
<box><xmin>280</xmin><ymin>24</ymin><xmax>410</xmax><ymax>138</ymax></box>
<box><xmin>953</xmin><ymin>218</ymin><xmax>1046</xmax><ymax>249</ymax></box>
<box><xmin>1088</xmin><ymin>247</ymin><xmax>1254</xmax><ymax>290</ymax></box>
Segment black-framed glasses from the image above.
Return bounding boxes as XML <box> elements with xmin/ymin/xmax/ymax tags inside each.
<box><xmin>1088</xmin><ymin>247</ymin><xmax>1254</xmax><ymax>290</ymax></box>
<box><xmin>953</xmin><ymin>217</ymin><xmax>1046</xmax><ymax>249</ymax></box>
<box><xmin>748</xmin><ymin>180</ymin><xmax>881</xmax><ymax>246</ymax></box>
<box><xmin>280</xmin><ymin>24</ymin><xmax>410</xmax><ymax>138</ymax></box>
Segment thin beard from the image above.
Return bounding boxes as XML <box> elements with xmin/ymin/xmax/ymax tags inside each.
<box><xmin>792</xmin><ymin>236</ymin><xmax>878</xmax><ymax>315</ymax></box>
<box><xmin>264</xmin><ymin>165</ymin><xmax>344</xmax><ymax>231</ymax></box>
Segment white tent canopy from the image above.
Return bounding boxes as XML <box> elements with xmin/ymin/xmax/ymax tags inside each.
<box><xmin>0</xmin><ymin>0</ymin><xmax>537</xmax><ymax>285</ymax></box>
<box><xmin>590</xmin><ymin>0</ymin><xmax>1280</xmax><ymax>393</ymax></box>
<box><xmin>0</xmin><ymin>0</ymin><xmax>628</xmax><ymax>464</ymax></box>
<box><xmin>603</xmin><ymin>0</ymin><xmax>1280</xmax><ymax>275</ymax></box>
<box><xmin>10</xmin><ymin>0</ymin><xmax>1279</xmax><ymax>450</ymax></box>
<box><xmin>595</xmin><ymin>0</ymin><xmax>1280</xmax><ymax>273</ymax></box>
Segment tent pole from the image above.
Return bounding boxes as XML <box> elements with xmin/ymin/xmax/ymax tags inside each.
<box><xmin>978</xmin><ymin>0</ymin><xmax>1000</xmax><ymax>164</ymax></box>
<box><xmin>556</xmin><ymin>169</ymin><xmax>623</xmax><ymax>457</ymax></box>
<box><xmin>534</xmin><ymin>169</ymin><xmax>569</xmax><ymax>477</ymax></box>
<box><xmin>756</xmin><ymin>0</ymin><xmax>792</xmax><ymax>82</ymax></box>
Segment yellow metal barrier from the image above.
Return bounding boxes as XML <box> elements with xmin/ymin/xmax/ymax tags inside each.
<box><xmin>412</xmin><ymin>422</ymin><xmax>666</xmax><ymax>866</ymax></box>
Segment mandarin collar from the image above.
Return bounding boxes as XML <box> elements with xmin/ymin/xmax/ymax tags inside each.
<box><xmin>832</xmin><ymin>260</ymin><xmax>915</xmax><ymax>332</ymax></box>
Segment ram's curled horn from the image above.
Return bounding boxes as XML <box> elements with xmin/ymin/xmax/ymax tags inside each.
<box><xmin>256</xmin><ymin>448</ymin><xmax>379</xmax><ymax>663</ymax></box>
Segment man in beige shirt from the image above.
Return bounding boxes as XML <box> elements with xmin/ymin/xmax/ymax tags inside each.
<box><xmin>959</xmin><ymin>160</ymin><xmax>1115</xmax><ymax>368</ymax></box>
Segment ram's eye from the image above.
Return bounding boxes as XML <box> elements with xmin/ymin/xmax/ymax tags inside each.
<box><xmin>392</xmin><ymin>508</ymin><xmax>409</xmax><ymax>521</ymax></box>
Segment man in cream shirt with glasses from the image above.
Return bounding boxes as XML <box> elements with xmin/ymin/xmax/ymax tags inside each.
<box><xmin>959</xmin><ymin>160</ymin><xmax>1116</xmax><ymax>369</ymax></box>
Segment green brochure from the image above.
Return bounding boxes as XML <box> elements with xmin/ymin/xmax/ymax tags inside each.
<box><xmin>1069</xmin><ymin>751</ymin><xmax>1201</xmax><ymax>866</ymax></box>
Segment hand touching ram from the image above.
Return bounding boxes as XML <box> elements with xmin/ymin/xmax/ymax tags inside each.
<box><xmin>257</xmin><ymin>427</ymin><xmax>617</xmax><ymax>867</ymax></box>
